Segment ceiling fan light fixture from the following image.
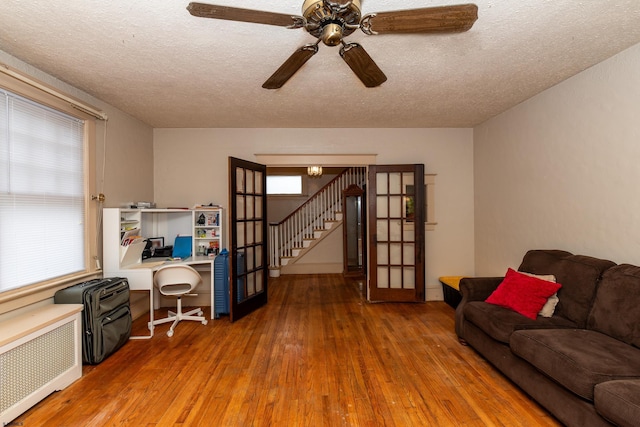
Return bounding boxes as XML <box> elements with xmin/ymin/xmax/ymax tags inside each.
<box><xmin>307</xmin><ymin>166</ymin><xmax>323</xmax><ymax>177</ymax></box>
<box><xmin>321</xmin><ymin>22</ymin><xmax>344</xmax><ymax>46</ymax></box>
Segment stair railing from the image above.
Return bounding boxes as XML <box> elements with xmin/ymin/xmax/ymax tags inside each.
<box><xmin>268</xmin><ymin>167</ymin><xmax>367</xmax><ymax>274</ymax></box>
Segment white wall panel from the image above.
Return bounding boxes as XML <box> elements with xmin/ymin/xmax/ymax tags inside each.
<box><xmin>474</xmin><ymin>42</ymin><xmax>640</xmax><ymax>274</ymax></box>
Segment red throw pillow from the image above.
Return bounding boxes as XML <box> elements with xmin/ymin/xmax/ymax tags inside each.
<box><xmin>485</xmin><ymin>268</ymin><xmax>562</xmax><ymax>320</ymax></box>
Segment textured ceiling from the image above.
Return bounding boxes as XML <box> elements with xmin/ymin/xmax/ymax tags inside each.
<box><xmin>2</xmin><ymin>1</ymin><xmax>640</xmax><ymax>128</ymax></box>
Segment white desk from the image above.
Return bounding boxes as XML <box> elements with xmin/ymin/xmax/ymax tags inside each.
<box><xmin>117</xmin><ymin>256</ymin><xmax>215</xmax><ymax>339</ymax></box>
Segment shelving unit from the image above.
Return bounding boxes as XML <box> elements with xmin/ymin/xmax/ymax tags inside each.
<box><xmin>193</xmin><ymin>209</ymin><xmax>222</xmax><ymax>257</ymax></box>
<box><xmin>103</xmin><ymin>208</ymin><xmax>223</xmax><ymax>270</ymax></box>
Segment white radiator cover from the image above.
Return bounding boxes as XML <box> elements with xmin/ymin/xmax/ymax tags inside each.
<box><xmin>0</xmin><ymin>305</ymin><xmax>83</xmax><ymax>425</ymax></box>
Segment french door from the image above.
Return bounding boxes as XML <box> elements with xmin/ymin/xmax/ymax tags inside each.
<box><xmin>229</xmin><ymin>157</ymin><xmax>268</xmax><ymax>322</ymax></box>
<box><xmin>368</xmin><ymin>164</ymin><xmax>425</xmax><ymax>302</ymax></box>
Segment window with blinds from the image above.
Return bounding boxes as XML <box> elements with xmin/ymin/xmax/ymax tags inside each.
<box><xmin>0</xmin><ymin>89</ymin><xmax>86</xmax><ymax>292</ymax></box>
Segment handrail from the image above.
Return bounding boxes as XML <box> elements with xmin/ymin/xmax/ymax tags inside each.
<box><xmin>275</xmin><ymin>168</ymin><xmax>349</xmax><ymax>227</ymax></box>
<box><xmin>268</xmin><ymin>167</ymin><xmax>367</xmax><ymax>275</ymax></box>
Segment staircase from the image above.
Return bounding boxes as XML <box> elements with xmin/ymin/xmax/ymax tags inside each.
<box><xmin>268</xmin><ymin>167</ymin><xmax>367</xmax><ymax>277</ymax></box>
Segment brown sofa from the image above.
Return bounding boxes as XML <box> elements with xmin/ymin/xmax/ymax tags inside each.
<box><xmin>455</xmin><ymin>249</ymin><xmax>640</xmax><ymax>427</ymax></box>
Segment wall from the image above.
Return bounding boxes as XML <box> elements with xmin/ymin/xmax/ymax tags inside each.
<box><xmin>154</xmin><ymin>128</ymin><xmax>475</xmax><ymax>299</ymax></box>
<box><xmin>474</xmin><ymin>42</ymin><xmax>640</xmax><ymax>275</ymax></box>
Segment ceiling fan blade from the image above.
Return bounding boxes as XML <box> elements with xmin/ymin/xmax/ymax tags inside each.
<box><xmin>262</xmin><ymin>45</ymin><xmax>319</xmax><ymax>89</ymax></box>
<box><xmin>361</xmin><ymin>3</ymin><xmax>478</xmax><ymax>35</ymax></box>
<box><xmin>187</xmin><ymin>2</ymin><xmax>303</xmax><ymax>28</ymax></box>
<box><xmin>339</xmin><ymin>43</ymin><xmax>387</xmax><ymax>88</ymax></box>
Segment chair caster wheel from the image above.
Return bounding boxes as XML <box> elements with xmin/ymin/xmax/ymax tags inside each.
<box><xmin>202</xmin><ymin>319</ymin><xmax>208</xmax><ymax>325</ymax></box>
<box><xmin>167</xmin><ymin>329</ymin><xmax>174</xmax><ymax>337</ymax></box>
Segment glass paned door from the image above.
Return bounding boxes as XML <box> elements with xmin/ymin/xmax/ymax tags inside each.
<box><xmin>229</xmin><ymin>157</ymin><xmax>268</xmax><ymax>322</ymax></box>
<box><xmin>368</xmin><ymin>164</ymin><xmax>425</xmax><ymax>302</ymax></box>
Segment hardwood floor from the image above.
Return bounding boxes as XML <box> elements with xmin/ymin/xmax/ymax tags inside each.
<box><xmin>15</xmin><ymin>274</ymin><xmax>560</xmax><ymax>426</ymax></box>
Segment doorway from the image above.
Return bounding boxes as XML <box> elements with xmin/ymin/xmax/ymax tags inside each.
<box><xmin>255</xmin><ymin>155</ymin><xmax>426</xmax><ymax>303</ymax></box>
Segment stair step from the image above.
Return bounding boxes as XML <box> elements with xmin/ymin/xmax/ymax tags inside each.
<box><xmin>324</xmin><ymin>220</ymin><xmax>338</xmax><ymax>230</ymax></box>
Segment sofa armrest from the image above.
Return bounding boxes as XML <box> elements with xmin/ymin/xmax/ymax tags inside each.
<box><xmin>455</xmin><ymin>276</ymin><xmax>503</xmax><ymax>342</ymax></box>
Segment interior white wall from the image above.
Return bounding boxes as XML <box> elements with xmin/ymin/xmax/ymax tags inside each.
<box><xmin>474</xmin><ymin>42</ymin><xmax>640</xmax><ymax>275</ymax></box>
<box><xmin>153</xmin><ymin>128</ymin><xmax>475</xmax><ymax>299</ymax></box>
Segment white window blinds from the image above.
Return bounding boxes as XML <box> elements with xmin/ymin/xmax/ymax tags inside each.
<box><xmin>0</xmin><ymin>89</ymin><xmax>86</xmax><ymax>292</ymax></box>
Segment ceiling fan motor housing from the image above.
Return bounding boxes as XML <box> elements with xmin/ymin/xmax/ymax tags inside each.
<box><xmin>302</xmin><ymin>0</ymin><xmax>361</xmax><ymax>46</ymax></box>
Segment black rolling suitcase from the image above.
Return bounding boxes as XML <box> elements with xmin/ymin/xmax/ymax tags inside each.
<box><xmin>54</xmin><ymin>277</ymin><xmax>132</xmax><ymax>364</ymax></box>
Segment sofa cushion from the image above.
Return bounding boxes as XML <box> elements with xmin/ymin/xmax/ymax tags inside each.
<box><xmin>486</xmin><ymin>268</ymin><xmax>562</xmax><ymax>320</ymax></box>
<box><xmin>588</xmin><ymin>264</ymin><xmax>640</xmax><ymax>348</ymax></box>
<box><xmin>464</xmin><ymin>301</ymin><xmax>576</xmax><ymax>344</ymax></box>
<box><xmin>511</xmin><ymin>328</ymin><xmax>640</xmax><ymax>401</ymax></box>
<box><xmin>518</xmin><ymin>250</ymin><xmax>616</xmax><ymax>327</ymax></box>
<box><xmin>594</xmin><ymin>380</ymin><xmax>640</xmax><ymax>427</ymax></box>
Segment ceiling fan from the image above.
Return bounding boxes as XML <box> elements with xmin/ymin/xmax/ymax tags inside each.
<box><xmin>187</xmin><ymin>1</ymin><xmax>478</xmax><ymax>89</ymax></box>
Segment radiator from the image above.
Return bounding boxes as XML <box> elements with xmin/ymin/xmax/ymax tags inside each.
<box><xmin>0</xmin><ymin>304</ymin><xmax>83</xmax><ymax>425</ymax></box>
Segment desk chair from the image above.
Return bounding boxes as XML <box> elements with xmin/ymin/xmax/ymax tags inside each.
<box><xmin>150</xmin><ymin>264</ymin><xmax>208</xmax><ymax>337</ymax></box>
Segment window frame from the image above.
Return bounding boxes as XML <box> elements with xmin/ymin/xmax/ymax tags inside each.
<box><xmin>0</xmin><ymin>69</ymin><xmax>100</xmax><ymax>314</ymax></box>
<box><xmin>266</xmin><ymin>174</ymin><xmax>305</xmax><ymax>196</ymax></box>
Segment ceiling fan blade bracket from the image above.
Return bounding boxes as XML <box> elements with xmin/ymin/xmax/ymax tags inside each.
<box><xmin>288</xmin><ymin>16</ymin><xmax>307</xmax><ymax>29</ymax></box>
<box><xmin>339</xmin><ymin>41</ymin><xmax>356</xmax><ymax>56</ymax></box>
<box><xmin>302</xmin><ymin>41</ymin><xmax>321</xmax><ymax>53</ymax></box>
<box><xmin>360</xmin><ymin>14</ymin><xmax>378</xmax><ymax>35</ymax></box>
<box><xmin>344</xmin><ymin>22</ymin><xmax>361</xmax><ymax>31</ymax></box>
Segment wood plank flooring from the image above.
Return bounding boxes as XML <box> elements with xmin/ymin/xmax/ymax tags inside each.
<box><xmin>15</xmin><ymin>274</ymin><xmax>560</xmax><ymax>426</ymax></box>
